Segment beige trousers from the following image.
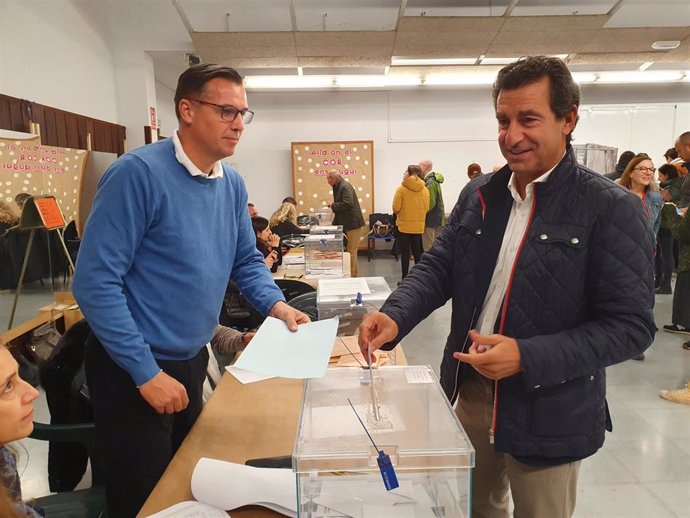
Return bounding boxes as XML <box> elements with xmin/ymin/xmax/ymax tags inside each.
<box><xmin>345</xmin><ymin>226</ymin><xmax>364</xmax><ymax>277</ymax></box>
<box><xmin>455</xmin><ymin>370</ymin><xmax>581</xmax><ymax>518</ymax></box>
<box><xmin>422</xmin><ymin>226</ymin><xmax>440</xmax><ymax>251</ymax></box>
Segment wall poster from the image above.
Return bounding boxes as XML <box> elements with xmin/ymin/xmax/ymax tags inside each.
<box><xmin>290</xmin><ymin>140</ymin><xmax>374</xmax><ymax>230</ymax></box>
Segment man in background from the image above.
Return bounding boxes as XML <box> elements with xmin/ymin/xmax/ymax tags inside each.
<box><xmin>675</xmin><ymin>131</ymin><xmax>690</xmax><ymax>208</ymax></box>
<box><xmin>327</xmin><ymin>171</ymin><xmax>365</xmax><ymax>277</ymax></box>
<box><xmin>604</xmin><ymin>150</ymin><xmax>635</xmax><ymax>181</ymax></box>
<box><xmin>73</xmin><ymin>64</ymin><xmax>308</xmax><ymax>517</ymax></box>
<box><xmin>248</xmin><ymin>202</ymin><xmax>258</xmax><ymax>217</ymax></box>
<box><xmin>419</xmin><ymin>159</ymin><xmax>445</xmax><ymax>251</ymax></box>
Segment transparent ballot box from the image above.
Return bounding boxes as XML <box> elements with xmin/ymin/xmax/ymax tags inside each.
<box><xmin>304</xmin><ymin>234</ymin><xmax>344</xmax><ymax>277</ymax></box>
<box><xmin>314</xmin><ymin>210</ymin><xmax>335</xmax><ymax>226</ymax></box>
<box><xmin>309</xmin><ymin>225</ymin><xmax>344</xmax><ymax>238</ymax></box>
<box><xmin>293</xmin><ymin>366</ymin><xmax>475</xmax><ymax>518</ymax></box>
<box><xmin>317</xmin><ymin>277</ymin><xmax>391</xmax><ymax>335</ymax></box>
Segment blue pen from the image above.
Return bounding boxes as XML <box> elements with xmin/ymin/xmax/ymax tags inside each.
<box><xmin>347</xmin><ymin>398</ymin><xmax>399</xmax><ymax>491</ymax></box>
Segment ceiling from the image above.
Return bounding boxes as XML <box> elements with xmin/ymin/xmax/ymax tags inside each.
<box><xmin>72</xmin><ymin>0</ymin><xmax>690</xmax><ymax>90</ymax></box>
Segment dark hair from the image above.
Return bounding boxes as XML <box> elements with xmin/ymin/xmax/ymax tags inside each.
<box><xmin>618</xmin><ymin>150</ymin><xmax>636</xmax><ymax>168</ymax></box>
<box><xmin>406</xmin><ymin>164</ymin><xmax>423</xmax><ymax>178</ymax></box>
<box><xmin>282</xmin><ymin>196</ymin><xmax>297</xmax><ymax>205</ymax></box>
<box><xmin>174</xmin><ymin>64</ymin><xmax>244</xmax><ymax>120</ymax></box>
<box><xmin>664</xmin><ymin>148</ymin><xmax>679</xmax><ymax>160</ymax></box>
<box><xmin>492</xmin><ymin>56</ymin><xmax>580</xmax><ymax>144</ymax></box>
<box><xmin>251</xmin><ymin>216</ymin><xmax>271</xmax><ymax>256</ymax></box>
<box><xmin>658</xmin><ymin>163</ymin><xmax>678</xmax><ymax>180</ymax></box>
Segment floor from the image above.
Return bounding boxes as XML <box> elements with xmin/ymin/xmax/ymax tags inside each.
<box><xmin>3</xmin><ymin>254</ymin><xmax>689</xmax><ymax>517</ymax></box>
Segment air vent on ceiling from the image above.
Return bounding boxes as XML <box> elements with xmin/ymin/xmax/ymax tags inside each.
<box><xmin>185</xmin><ymin>54</ymin><xmax>201</xmax><ymax>66</ymax></box>
<box><xmin>651</xmin><ymin>41</ymin><xmax>680</xmax><ymax>51</ymax></box>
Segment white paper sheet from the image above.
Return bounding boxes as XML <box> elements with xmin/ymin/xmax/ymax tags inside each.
<box><xmin>234</xmin><ymin>317</ymin><xmax>338</xmax><ymax>379</ymax></box>
<box><xmin>309</xmin><ymin>403</ymin><xmax>406</xmax><ymax>439</ymax></box>
<box><xmin>318</xmin><ymin>278</ymin><xmax>371</xmax><ymax>296</ymax></box>
<box><xmin>404</xmin><ymin>366</ymin><xmax>435</xmax><ymax>384</ymax></box>
<box><xmin>191</xmin><ymin>457</ymin><xmax>297</xmax><ymax>517</ymax></box>
<box><xmin>225</xmin><ymin>365</ymin><xmax>275</xmax><ymax>384</ymax></box>
<box><xmin>282</xmin><ymin>254</ymin><xmax>305</xmax><ymax>265</ymax></box>
<box><xmin>146</xmin><ymin>500</ymin><xmax>228</xmax><ymax>517</ymax></box>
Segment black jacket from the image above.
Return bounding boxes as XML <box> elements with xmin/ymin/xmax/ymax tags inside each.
<box><xmin>381</xmin><ymin>149</ymin><xmax>655</xmax><ymax>460</ymax></box>
<box><xmin>331</xmin><ymin>179</ymin><xmax>365</xmax><ymax>231</ymax></box>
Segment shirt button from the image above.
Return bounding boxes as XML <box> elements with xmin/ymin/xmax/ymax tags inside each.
<box><xmin>571</xmin><ymin>237</ymin><xmax>579</xmax><ymax>245</ymax></box>
<box><xmin>475</xmin><ymin>229</ymin><xmax>482</xmax><ymax>235</ymax></box>
<box><xmin>540</xmin><ymin>234</ymin><xmax>548</xmax><ymax>240</ymax></box>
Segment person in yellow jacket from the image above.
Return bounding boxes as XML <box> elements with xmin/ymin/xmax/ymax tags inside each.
<box><xmin>393</xmin><ymin>164</ymin><xmax>430</xmax><ymax>281</ymax></box>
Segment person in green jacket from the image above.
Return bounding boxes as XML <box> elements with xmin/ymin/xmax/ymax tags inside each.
<box><xmin>419</xmin><ymin>159</ymin><xmax>445</xmax><ymax>251</ymax></box>
<box><xmin>657</xmin><ymin>163</ymin><xmax>685</xmax><ymax>293</ymax></box>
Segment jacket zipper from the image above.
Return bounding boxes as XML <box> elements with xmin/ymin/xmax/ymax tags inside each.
<box><xmin>489</xmin><ymin>185</ymin><xmax>538</xmax><ymax>444</ymax></box>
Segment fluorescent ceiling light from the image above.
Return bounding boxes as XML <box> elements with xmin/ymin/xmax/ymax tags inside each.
<box><xmin>480</xmin><ymin>54</ymin><xmax>568</xmax><ymax>65</ymax></box>
<box><xmin>335</xmin><ymin>75</ymin><xmax>421</xmax><ymax>87</ymax></box>
<box><xmin>596</xmin><ymin>70</ymin><xmax>685</xmax><ymax>83</ymax></box>
<box><xmin>244</xmin><ymin>75</ymin><xmax>333</xmax><ymax>89</ymax></box>
<box><xmin>392</xmin><ymin>57</ymin><xmax>477</xmax><ymax>66</ymax></box>
<box><xmin>638</xmin><ymin>62</ymin><xmax>654</xmax><ymax>71</ymax></box>
<box><xmin>424</xmin><ymin>73</ymin><xmax>497</xmax><ymax>86</ymax></box>
<box><xmin>651</xmin><ymin>40</ymin><xmax>680</xmax><ymax>50</ymax></box>
<box><xmin>571</xmin><ymin>72</ymin><xmax>598</xmax><ymax>84</ymax></box>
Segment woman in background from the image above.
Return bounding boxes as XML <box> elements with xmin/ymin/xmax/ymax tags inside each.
<box><xmin>0</xmin><ymin>201</ymin><xmax>19</xmax><ymax>235</ymax></box>
<box><xmin>619</xmin><ymin>154</ymin><xmax>663</xmax><ymax>360</ymax></box>
<box><xmin>0</xmin><ymin>345</ymin><xmax>41</xmax><ymax>517</ymax></box>
<box><xmin>269</xmin><ymin>202</ymin><xmax>303</xmax><ymax>237</ymax></box>
<box><xmin>392</xmin><ymin>164</ymin><xmax>429</xmax><ymax>282</ymax></box>
<box><xmin>656</xmin><ymin>163</ymin><xmax>684</xmax><ymax>294</ymax></box>
<box><xmin>251</xmin><ymin>216</ymin><xmax>281</xmax><ymax>272</ymax></box>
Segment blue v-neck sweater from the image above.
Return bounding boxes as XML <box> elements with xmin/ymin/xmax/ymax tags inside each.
<box><xmin>73</xmin><ymin>139</ymin><xmax>282</xmax><ymax>386</ymax></box>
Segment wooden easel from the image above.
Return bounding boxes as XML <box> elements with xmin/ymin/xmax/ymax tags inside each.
<box><xmin>7</xmin><ymin>196</ymin><xmax>75</xmax><ymax>330</ymax></box>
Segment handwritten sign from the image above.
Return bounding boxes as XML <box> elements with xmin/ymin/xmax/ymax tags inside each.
<box><xmin>291</xmin><ymin>141</ymin><xmax>374</xmax><ymax>221</ymax></box>
<box><xmin>34</xmin><ymin>197</ymin><xmax>66</xmax><ymax>229</ymax></box>
<box><xmin>0</xmin><ymin>136</ymin><xmax>88</xmax><ymax>225</ymax></box>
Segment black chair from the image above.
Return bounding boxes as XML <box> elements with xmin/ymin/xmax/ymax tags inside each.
<box><xmin>367</xmin><ymin>213</ymin><xmax>398</xmax><ymax>262</ymax></box>
<box><xmin>287</xmin><ymin>292</ymin><xmax>318</xmax><ymax>322</ymax></box>
<box><xmin>274</xmin><ymin>279</ymin><xmax>316</xmax><ymax>303</ymax></box>
<box><xmin>30</xmin><ymin>422</ymin><xmax>108</xmax><ymax>518</ymax></box>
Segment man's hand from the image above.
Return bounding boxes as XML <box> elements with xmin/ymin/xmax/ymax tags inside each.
<box><xmin>138</xmin><ymin>371</ymin><xmax>189</xmax><ymax>414</ymax></box>
<box><xmin>241</xmin><ymin>331</ymin><xmax>255</xmax><ymax>347</ymax></box>
<box><xmin>453</xmin><ymin>330</ymin><xmax>522</xmax><ymax>380</ymax></box>
<box><xmin>357</xmin><ymin>311</ymin><xmax>399</xmax><ymax>357</ymax></box>
<box><xmin>269</xmin><ymin>300</ymin><xmax>311</xmax><ymax>331</ymax></box>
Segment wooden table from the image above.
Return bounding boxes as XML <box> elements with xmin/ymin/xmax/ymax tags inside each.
<box><xmin>138</xmin><ymin>343</ymin><xmax>407</xmax><ymax>517</ymax></box>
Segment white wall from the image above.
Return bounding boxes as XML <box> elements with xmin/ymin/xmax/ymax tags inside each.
<box><xmin>0</xmin><ymin>0</ymin><xmax>119</xmax><ymax>122</ymax></box>
<box><xmin>155</xmin><ymin>81</ymin><xmax>178</xmax><ymax>138</ymax></box>
<box><xmin>218</xmin><ymin>84</ymin><xmax>690</xmax><ymax>216</ymax></box>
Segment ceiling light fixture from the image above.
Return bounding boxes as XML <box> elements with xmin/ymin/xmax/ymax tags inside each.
<box><xmin>391</xmin><ymin>57</ymin><xmax>477</xmax><ymax>66</ymax></box>
<box><xmin>638</xmin><ymin>62</ymin><xmax>654</xmax><ymax>71</ymax></box>
<box><xmin>596</xmin><ymin>70</ymin><xmax>685</xmax><ymax>83</ymax></box>
<box><xmin>651</xmin><ymin>40</ymin><xmax>681</xmax><ymax>50</ymax></box>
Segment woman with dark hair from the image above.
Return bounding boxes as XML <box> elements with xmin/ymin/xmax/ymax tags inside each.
<box><xmin>0</xmin><ymin>346</ymin><xmax>41</xmax><ymax>517</ymax></box>
<box><xmin>392</xmin><ymin>164</ymin><xmax>429</xmax><ymax>282</ymax></box>
<box><xmin>657</xmin><ymin>163</ymin><xmax>684</xmax><ymax>294</ymax></box>
<box><xmin>251</xmin><ymin>216</ymin><xmax>281</xmax><ymax>272</ymax></box>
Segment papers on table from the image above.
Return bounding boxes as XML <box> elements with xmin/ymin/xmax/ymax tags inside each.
<box><xmin>318</xmin><ymin>277</ymin><xmax>371</xmax><ymax>296</ymax></box>
<box><xmin>233</xmin><ymin>316</ymin><xmax>338</xmax><ymax>379</ymax></box>
<box><xmin>146</xmin><ymin>501</ymin><xmax>228</xmax><ymax>517</ymax></box>
<box><xmin>191</xmin><ymin>458</ymin><xmax>297</xmax><ymax>517</ymax></box>
<box><xmin>282</xmin><ymin>253</ymin><xmax>305</xmax><ymax>265</ymax></box>
<box><xmin>225</xmin><ymin>365</ymin><xmax>275</xmax><ymax>384</ymax></box>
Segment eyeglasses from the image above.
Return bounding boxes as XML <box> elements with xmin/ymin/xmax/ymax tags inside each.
<box><xmin>633</xmin><ymin>166</ymin><xmax>656</xmax><ymax>174</ymax></box>
<box><xmin>187</xmin><ymin>98</ymin><xmax>254</xmax><ymax>124</ymax></box>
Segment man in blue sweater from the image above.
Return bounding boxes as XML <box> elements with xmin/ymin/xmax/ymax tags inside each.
<box><xmin>73</xmin><ymin>64</ymin><xmax>309</xmax><ymax>517</ymax></box>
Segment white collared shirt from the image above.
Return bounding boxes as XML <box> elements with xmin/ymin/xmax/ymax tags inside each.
<box><xmin>172</xmin><ymin>130</ymin><xmax>224</xmax><ymax>179</ymax></box>
<box><xmin>476</xmin><ymin>156</ymin><xmax>564</xmax><ymax>336</ymax></box>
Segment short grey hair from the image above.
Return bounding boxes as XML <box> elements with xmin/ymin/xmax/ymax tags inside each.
<box><xmin>327</xmin><ymin>171</ymin><xmax>342</xmax><ymax>182</ymax></box>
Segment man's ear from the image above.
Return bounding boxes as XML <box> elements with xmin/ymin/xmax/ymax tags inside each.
<box><xmin>563</xmin><ymin>105</ymin><xmax>578</xmax><ymax>137</ymax></box>
<box><xmin>178</xmin><ymin>99</ymin><xmax>194</xmax><ymax>124</ymax></box>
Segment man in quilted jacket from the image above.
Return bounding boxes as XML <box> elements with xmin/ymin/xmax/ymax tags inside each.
<box><xmin>359</xmin><ymin>56</ymin><xmax>654</xmax><ymax>518</ymax></box>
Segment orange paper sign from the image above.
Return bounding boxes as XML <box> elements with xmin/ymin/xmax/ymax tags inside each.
<box><xmin>34</xmin><ymin>197</ymin><xmax>65</xmax><ymax>229</ymax></box>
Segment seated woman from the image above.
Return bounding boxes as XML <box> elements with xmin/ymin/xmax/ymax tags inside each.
<box><xmin>0</xmin><ymin>201</ymin><xmax>19</xmax><ymax>236</ymax></box>
<box><xmin>0</xmin><ymin>345</ymin><xmax>41</xmax><ymax>517</ymax></box>
<box><xmin>269</xmin><ymin>202</ymin><xmax>303</xmax><ymax>237</ymax></box>
<box><xmin>251</xmin><ymin>216</ymin><xmax>282</xmax><ymax>272</ymax></box>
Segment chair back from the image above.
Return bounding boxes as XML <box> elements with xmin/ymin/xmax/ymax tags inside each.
<box><xmin>287</xmin><ymin>292</ymin><xmax>318</xmax><ymax>322</ymax></box>
<box><xmin>275</xmin><ymin>279</ymin><xmax>316</xmax><ymax>302</ymax></box>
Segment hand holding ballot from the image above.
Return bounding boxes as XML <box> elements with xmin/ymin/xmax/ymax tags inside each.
<box><xmin>357</xmin><ymin>311</ymin><xmax>399</xmax><ymax>357</ymax></box>
<box><xmin>268</xmin><ymin>300</ymin><xmax>311</xmax><ymax>331</ymax></box>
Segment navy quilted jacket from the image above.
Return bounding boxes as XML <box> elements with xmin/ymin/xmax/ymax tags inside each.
<box><xmin>381</xmin><ymin>149</ymin><xmax>655</xmax><ymax>460</ymax></box>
